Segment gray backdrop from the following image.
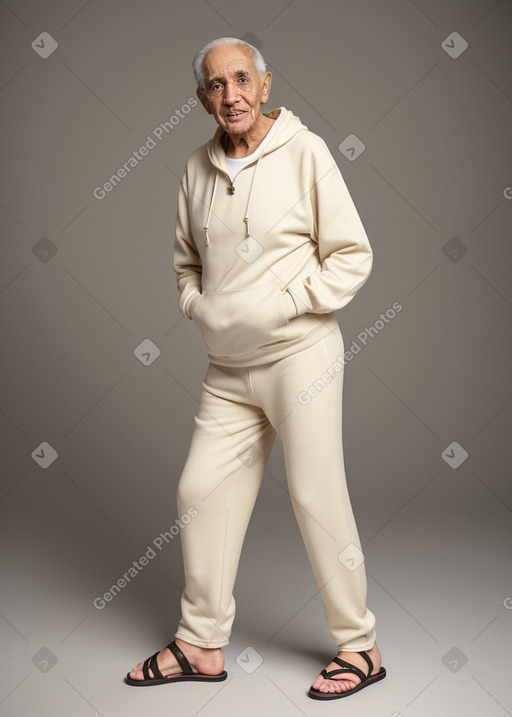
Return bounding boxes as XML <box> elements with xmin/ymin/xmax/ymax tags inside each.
<box><xmin>1</xmin><ymin>1</ymin><xmax>511</xmax><ymax>716</ymax></box>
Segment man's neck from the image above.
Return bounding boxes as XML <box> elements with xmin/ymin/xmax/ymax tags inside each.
<box><xmin>224</xmin><ymin>114</ymin><xmax>275</xmax><ymax>158</ymax></box>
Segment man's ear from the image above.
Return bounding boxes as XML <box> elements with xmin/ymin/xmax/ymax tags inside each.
<box><xmin>197</xmin><ymin>87</ymin><xmax>213</xmax><ymax>115</ymax></box>
<box><xmin>260</xmin><ymin>71</ymin><xmax>272</xmax><ymax>104</ymax></box>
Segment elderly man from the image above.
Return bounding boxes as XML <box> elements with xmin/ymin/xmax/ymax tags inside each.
<box><xmin>126</xmin><ymin>37</ymin><xmax>386</xmax><ymax>700</ymax></box>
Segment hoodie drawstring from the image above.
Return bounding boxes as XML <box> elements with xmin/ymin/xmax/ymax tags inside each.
<box><xmin>242</xmin><ymin>153</ymin><xmax>264</xmax><ymax>239</ymax></box>
<box><xmin>203</xmin><ymin>152</ymin><xmax>265</xmax><ymax>246</ymax></box>
<box><xmin>203</xmin><ymin>172</ymin><xmax>218</xmax><ymax>245</ymax></box>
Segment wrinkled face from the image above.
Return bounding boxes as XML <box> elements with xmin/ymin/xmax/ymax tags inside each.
<box><xmin>197</xmin><ymin>44</ymin><xmax>271</xmax><ymax>135</ymax></box>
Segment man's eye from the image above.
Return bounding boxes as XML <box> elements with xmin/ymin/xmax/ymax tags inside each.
<box><xmin>211</xmin><ymin>83</ymin><xmax>222</xmax><ymax>91</ymax></box>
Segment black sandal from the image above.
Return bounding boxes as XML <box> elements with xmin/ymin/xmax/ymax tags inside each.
<box><xmin>125</xmin><ymin>640</ymin><xmax>228</xmax><ymax>686</ymax></box>
<box><xmin>308</xmin><ymin>649</ymin><xmax>386</xmax><ymax>700</ymax></box>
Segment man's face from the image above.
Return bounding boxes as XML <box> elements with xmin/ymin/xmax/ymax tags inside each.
<box><xmin>197</xmin><ymin>44</ymin><xmax>271</xmax><ymax>135</ymax></box>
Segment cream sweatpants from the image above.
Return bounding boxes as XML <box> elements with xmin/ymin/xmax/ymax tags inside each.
<box><xmin>174</xmin><ymin>323</ymin><xmax>377</xmax><ymax>652</ymax></box>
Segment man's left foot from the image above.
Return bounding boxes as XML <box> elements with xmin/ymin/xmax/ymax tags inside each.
<box><xmin>310</xmin><ymin>641</ymin><xmax>383</xmax><ymax>696</ymax></box>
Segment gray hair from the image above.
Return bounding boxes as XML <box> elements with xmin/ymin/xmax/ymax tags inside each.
<box><xmin>192</xmin><ymin>37</ymin><xmax>267</xmax><ymax>90</ymax></box>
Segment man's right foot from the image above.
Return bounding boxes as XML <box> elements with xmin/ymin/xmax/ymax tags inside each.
<box><xmin>127</xmin><ymin>638</ymin><xmax>225</xmax><ymax>681</ymax></box>
<box><xmin>309</xmin><ymin>641</ymin><xmax>385</xmax><ymax>697</ymax></box>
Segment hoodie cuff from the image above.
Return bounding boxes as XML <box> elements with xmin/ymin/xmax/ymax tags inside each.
<box><xmin>182</xmin><ymin>291</ymin><xmax>201</xmax><ymax>319</ymax></box>
<box><xmin>281</xmin><ymin>289</ymin><xmax>298</xmax><ymax>320</ymax></box>
<box><xmin>287</xmin><ymin>281</ymin><xmax>309</xmax><ymax>317</ymax></box>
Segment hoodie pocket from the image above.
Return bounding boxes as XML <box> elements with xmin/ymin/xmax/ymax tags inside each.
<box><xmin>191</xmin><ymin>282</ymin><xmax>292</xmax><ymax>359</ymax></box>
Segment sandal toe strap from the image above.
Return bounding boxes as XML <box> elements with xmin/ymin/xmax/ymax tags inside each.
<box><xmin>322</xmin><ymin>656</ymin><xmax>368</xmax><ymax>683</ymax></box>
<box><xmin>142</xmin><ymin>651</ymin><xmax>163</xmax><ymax>680</ymax></box>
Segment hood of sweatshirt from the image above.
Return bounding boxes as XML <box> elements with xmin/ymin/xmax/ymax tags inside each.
<box><xmin>201</xmin><ymin>108</ymin><xmax>308</xmax><ymax>246</ymax></box>
<box><xmin>207</xmin><ymin>107</ymin><xmax>308</xmax><ymax>170</ymax></box>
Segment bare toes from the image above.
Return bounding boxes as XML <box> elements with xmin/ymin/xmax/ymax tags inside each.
<box><xmin>129</xmin><ymin>666</ymin><xmax>154</xmax><ymax>680</ymax></box>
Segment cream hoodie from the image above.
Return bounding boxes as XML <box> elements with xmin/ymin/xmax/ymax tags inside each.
<box><xmin>173</xmin><ymin>107</ymin><xmax>373</xmax><ymax>367</ymax></box>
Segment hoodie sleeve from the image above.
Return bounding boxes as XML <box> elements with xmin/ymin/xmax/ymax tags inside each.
<box><xmin>285</xmin><ymin>138</ymin><xmax>373</xmax><ymax>317</ymax></box>
<box><xmin>173</xmin><ymin>173</ymin><xmax>203</xmax><ymax>319</ymax></box>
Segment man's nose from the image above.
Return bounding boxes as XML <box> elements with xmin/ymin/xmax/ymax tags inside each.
<box><xmin>223</xmin><ymin>81</ymin><xmax>241</xmax><ymax>104</ymax></box>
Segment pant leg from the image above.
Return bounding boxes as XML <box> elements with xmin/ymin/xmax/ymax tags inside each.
<box><xmin>250</xmin><ymin>324</ymin><xmax>377</xmax><ymax>652</ymax></box>
<box><xmin>175</xmin><ymin>362</ymin><xmax>276</xmax><ymax>648</ymax></box>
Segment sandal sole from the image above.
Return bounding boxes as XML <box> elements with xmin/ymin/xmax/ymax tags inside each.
<box><xmin>125</xmin><ymin>670</ymin><xmax>228</xmax><ymax>686</ymax></box>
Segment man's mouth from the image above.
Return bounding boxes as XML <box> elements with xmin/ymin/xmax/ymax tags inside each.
<box><xmin>225</xmin><ymin>111</ymin><xmax>246</xmax><ymax>120</ymax></box>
